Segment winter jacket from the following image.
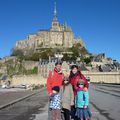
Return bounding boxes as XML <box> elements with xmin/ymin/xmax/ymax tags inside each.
<box><xmin>60</xmin><ymin>83</ymin><xmax>74</xmax><ymax>110</ymax></box>
<box><xmin>47</xmin><ymin>68</ymin><xmax>64</xmax><ymax>94</ymax></box>
<box><xmin>75</xmin><ymin>90</ymin><xmax>89</xmax><ymax>108</ymax></box>
<box><xmin>49</xmin><ymin>93</ymin><xmax>61</xmax><ymax>109</ymax></box>
<box><xmin>69</xmin><ymin>71</ymin><xmax>89</xmax><ymax>95</ymax></box>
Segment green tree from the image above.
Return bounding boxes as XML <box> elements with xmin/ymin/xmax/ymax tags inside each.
<box><xmin>11</xmin><ymin>49</ymin><xmax>24</xmax><ymax>57</ymax></box>
<box><xmin>70</xmin><ymin>46</ymin><xmax>79</xmax><ymax>60</ymax></box>
<box><xmin>80</xmin><ymin>47</ymin><xmax>89</xmax><ymax>55</ymax></box>
<box><xmin>62</xmin><ymin>53</ymin><xmax>71</xmax><ymax>61</ymax></box>
<box><xmin>0</xmin><ymin>73</ymin><xmax>3</xmax><ymax>77</ymax></box>
<box><xmin>32</xmin><ymin>67</ymin><xmax>38</xmax><ymax>74</ymax></box>
<box><xmin>84</xmin><ymin>57</ymin><xmax>91</xmax><ymax>64</ymax></box>
<box><xmin>30</xmin><ymin>53</ymin><xmax>40</xmax><ymax>61</ymax></box>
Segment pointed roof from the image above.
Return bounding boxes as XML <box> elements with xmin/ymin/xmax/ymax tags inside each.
<box><xmin>53</xmin><ymin>0</ymin><xmax>57</xmax><ymax>21</ymax></box>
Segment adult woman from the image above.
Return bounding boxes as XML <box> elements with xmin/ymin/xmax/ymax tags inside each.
<box><xmin>69</xmin><ymin>64</ymin><xmax>89</xmax><ymax>120</ymax></box>
<box><xmin>69</xmin><ymin>64</ymin><xmax>89</xmax><ymax>96</ymax></box>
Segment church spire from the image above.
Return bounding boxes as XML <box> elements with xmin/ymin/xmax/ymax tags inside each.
<box><xmin>51</xmin><ymin>0</ymin><xmax>59</xmax><ymax>31</ymax></box>
<box><xmin>53</xmin><ymin>0</ymin><xmax>57</xmax><ymax>20</ymax></box>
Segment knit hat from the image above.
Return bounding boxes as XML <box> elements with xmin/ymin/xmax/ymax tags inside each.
<box><xmin>77</xmin><ymin>79</ymin><xmax>85</xmax><ymax>86</ymax></box>
<box><xmin>52</xmin><ymin>86</ymin><xmax>60</xmax><ymax>92</ymax></box>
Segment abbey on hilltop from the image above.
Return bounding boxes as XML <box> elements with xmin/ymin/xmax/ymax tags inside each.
<box><xmin>14</xmin><ymin>1</ymin><xmax>84</xmax><ymax>51</ymax></box>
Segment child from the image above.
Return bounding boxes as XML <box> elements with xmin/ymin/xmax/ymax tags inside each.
<box><xmin>75</xmin><ymin>79</ymin><xmax>92</xmax><ymax>120</ymax></box>
<box><xmin>60</xmin><ymin>76</ymin><xmax>74</xmax><ymax>120</ymax></box>
<box><xmin>49</xmin><ymin>86</ymin><xmax>61</xmax><ymax>120</ymax></box>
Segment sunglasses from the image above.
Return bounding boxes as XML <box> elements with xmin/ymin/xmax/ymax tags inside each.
<box><xmin>78</xmin><ymin>84</ymin><xmax>84</xmax><ymax>85</ymax></box>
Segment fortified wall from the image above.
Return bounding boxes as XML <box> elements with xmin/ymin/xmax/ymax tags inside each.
<box><xmin>9</xmin><ymin>61</ymin><xmax>120</xmax><ymax>86</ymax></box>
<box><xmin>83</xmin><ymin>71</ymin><xmax>120</xmax><ymax>84</ymax></box>
<box><xmin>11</xmin><ymin>75</ymin><xmax>46</xmax><ymax>86</ymax></box>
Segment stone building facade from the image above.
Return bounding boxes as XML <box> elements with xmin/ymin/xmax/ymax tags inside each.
<box><xmin>14</xmin><ymin>1</ymin><xmax>84</xmax><ymax>51</ymax></box>
<box><xmin>38</xmin><ymin>61</ymin><xmax>70</xmax><ymax>78</ymax></box>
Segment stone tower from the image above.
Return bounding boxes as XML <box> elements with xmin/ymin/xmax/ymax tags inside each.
<box><xmin>51</xmin><ymin>1</ymin><xmax>60</xmax><ymax>31</ymax></box>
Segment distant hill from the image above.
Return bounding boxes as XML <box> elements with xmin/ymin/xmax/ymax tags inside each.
<box><xmin>11</xmin><ymin>42</ymin><xmax>90</xmax><ymax>62</ymax></box>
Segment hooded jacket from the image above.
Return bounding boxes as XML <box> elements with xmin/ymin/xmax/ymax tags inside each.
<box><xmin>47</xmin><ymin>68</ymin><xmax>64</xmax><ymax>94</ymax></box>
<box><xmin>60</xmin><ymin>83</ymin><xmax>74</xmax><ymax>110</ymax></box>
<box><xmin>69</xmin><ymin>71</ymin><xmax>89</xmax><ymax>96</ymax></box>
<box><xmin>75</xmin><ymin>89</ymin><xmax>89</xmax><ymax>108</ymax></box>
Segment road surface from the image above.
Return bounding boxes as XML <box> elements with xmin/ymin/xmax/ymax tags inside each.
<box><xmin>0</xmin><ymin>84</ymin><xmax>120</xmax><ymax>120</ymax></box>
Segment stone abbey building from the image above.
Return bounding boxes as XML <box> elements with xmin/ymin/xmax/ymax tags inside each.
<box><xmin>14</xmin><ymin>1</ymin><xmax>84</xmax><ymax>51</ymax></box>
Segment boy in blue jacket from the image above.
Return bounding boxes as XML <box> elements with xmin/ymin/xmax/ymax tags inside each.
<box><xmin>49</xmin><ymin>86</ymin><xmax>61</xmax><ymax>120</ymax></box>
<box><xmin>75</xmin><ymin>79</ymin><xmax>92</xmax><ymax>120</ymax></box>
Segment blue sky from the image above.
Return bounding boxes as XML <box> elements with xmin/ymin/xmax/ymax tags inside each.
<box><xmin>0</xmin><ymin>0</ymin><xmax>120</xmax><ymax>61</ymax></box>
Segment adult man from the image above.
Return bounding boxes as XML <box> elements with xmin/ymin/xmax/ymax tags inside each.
<box><xmin>47</xmin><ymin>61</ymin><xmax>64</xmax><ymax>120</ymax></box>
<box><xmin>47</xmin><ymin>61</ymin><xmax>64</xmax><ymax>95</ymax></box>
